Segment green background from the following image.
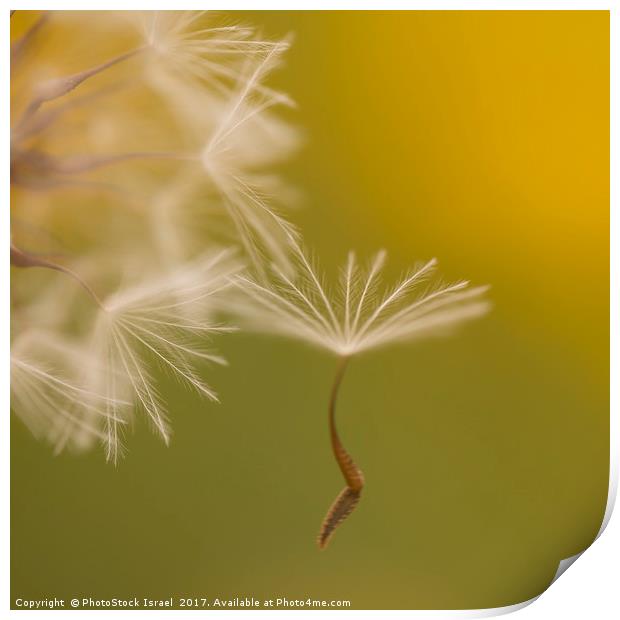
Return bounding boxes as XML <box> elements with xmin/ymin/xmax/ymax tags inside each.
<box><xmin>11</xmin><ymin>11</ymin><xmax>609</xmax><ymax>609</ymax></box>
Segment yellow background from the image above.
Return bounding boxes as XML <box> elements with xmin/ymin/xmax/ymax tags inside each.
<box><xmin>11</xmin><ymin>11</ymin><xmax>609</xmax><ymax>609</ymax></box>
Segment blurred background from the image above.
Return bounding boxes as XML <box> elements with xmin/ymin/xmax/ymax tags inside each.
<box><xmin>11</xmin><ymin>11</ymin><xmax>609</xmax><ymax>609</ymax></box>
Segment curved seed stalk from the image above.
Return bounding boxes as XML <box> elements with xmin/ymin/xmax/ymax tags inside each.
<box><xmin>317</xmin><ymin>356</ymin><xmax>365</xmax><ymax>549</ymax></box>
<box><xmin>10</xmin><ymin>244</ymin><xmax>104</xmax><ymax>309</ymax></box>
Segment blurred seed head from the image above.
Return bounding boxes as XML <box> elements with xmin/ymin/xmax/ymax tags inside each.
<box><xmin>10</xmin><ymin>10</ymin><xmax>298</xmax><ymax>457</ymax></box>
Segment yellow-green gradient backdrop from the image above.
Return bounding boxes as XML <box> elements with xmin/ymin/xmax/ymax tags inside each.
<box><xmin>11</xmin><ymin>11</ymin><xmax>609</xmax><ymax>610</ymax></box>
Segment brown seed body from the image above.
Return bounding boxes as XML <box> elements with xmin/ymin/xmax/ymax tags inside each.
<box><xmin>318</xmin><ymin>487</ymin><xmax>362</xmax><ymax>549</ymax></box>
